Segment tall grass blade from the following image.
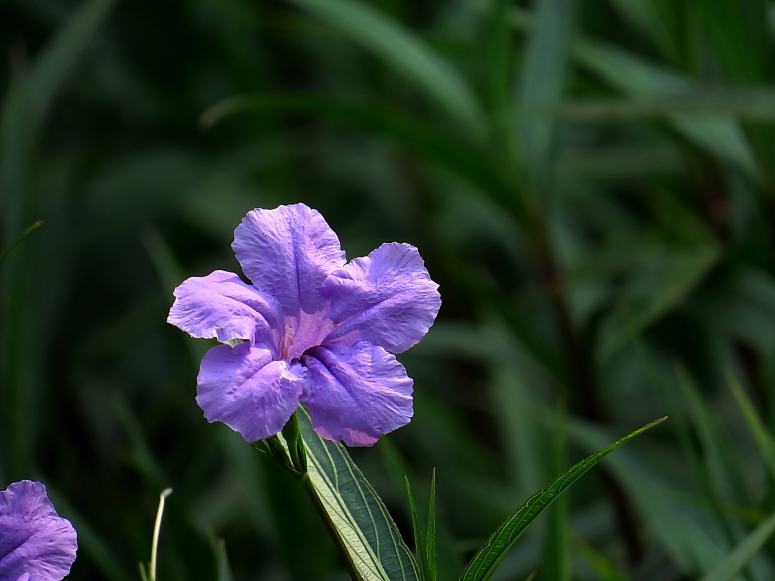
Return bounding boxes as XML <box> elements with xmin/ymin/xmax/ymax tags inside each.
<box><xmin>727</xmin><ymin>371</ymin><xmax>775</xmax><ymax>484</ymax></box>
<box><xmin>517</xmin><ymin>0</ymin><xmax>576</xmax><ymax>189</ymax></box>
<box><xmin>426</xmin><ymin>469</ymin><xmax>437</xmax><ymax>581</ymax></box>
<box><xmin>701</xmin><ymin>511</ymin><xmax>775</xmax><ymax>581</ymax></box>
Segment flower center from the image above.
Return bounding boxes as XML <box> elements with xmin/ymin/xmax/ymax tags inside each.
<box><xmin>278</xmin><ymin>310</ymin><xmax>335</xmax><ymax>361</ymax></box>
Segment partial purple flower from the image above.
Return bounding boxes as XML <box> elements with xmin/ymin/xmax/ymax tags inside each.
<box><xmin>168</xmin><ymin>203</ymin><xmax>441</xmax><ymax>446</ymax></box>
<box><xmin>0</xmin><ymin>480</ymin><xmax>78</xmax><ymax>581</ymax></box>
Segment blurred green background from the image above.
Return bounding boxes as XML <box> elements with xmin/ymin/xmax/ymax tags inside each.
<box><xmin>4</xmin><ymin>0</ymin><xmax>775</xmax><ymax>579</ymax></box>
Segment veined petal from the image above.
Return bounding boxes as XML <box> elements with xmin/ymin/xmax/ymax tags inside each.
<box><xmin>322</xmin><ymin>243</ymin><xmax>441</xmax><ymax>353</ymax></box>
<box><xmin>167</xmin><ymin>270</ymin><xmax>278</xmax><ymax>346</ymax></box>
<box><xmin>0</xmin><ymin>481</ymin><xmax>77</xmax><ymax>581</ymax></box>
<box><xmin>196</xmin><ymin>343</ymin><xmax>304</xmax><ymax>442</ymax></box>
<box><xmin>300</xmin><ymin>341</ymin><xmax>413</xmax><ymax>446</ymax></box>
<box><xmin>232</xmin><ymin>204</ymin><xmax>346</xmax><ymax>316</ymax></box>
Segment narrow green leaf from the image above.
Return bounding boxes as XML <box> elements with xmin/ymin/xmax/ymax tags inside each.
<box><xmin>201</xmin><ymin>94</ymin><xmax>510</xmax><ymax>209</ymax></box>
<box><xmin>607</xmin><ymin>0</ymin><xmax>683</xmax><ymax>63</ymax></box>
<box><xmin>503</xmin><ymin>7</ymin><xmax>760</xmax><ymax>179</ymax></box>
<box><xmin>574</xmin><ymin>535</ymin><xmax>628</xmax><ymax>581</ymax></box>
<box><xmin>571</xmin><ymin>39</ymin><xmax>759</xmax><ymax>179</ymax></box>
<box><xmin>298</xmin><ymin>408</ymin><xmax>420</xmax><ymax>581</ymax></box>
<box><xmin>727</xmin><ymin>371</ymin><xmax>775</xmax><ymax>484</ymax></box>
<box><xmin>1</xmin><ymin>0</ymin><xmax>116</xmax><ymax>241</ymax></box>
<box><xmin>558</xmin><ymin>88</ymin><xmax>775</xmax><ymax>121</ymax></box>
<box><xmin>536</xmin><ymin>407</ymin><xmax>569</xmax><ymax>581</ymax></box>
<box><xmin>460</xmin><ymin>417</ymin><xmax>667</xmax><ymax>581</ymax></box>
<box><xmin>215</xmin><ymin>539</ymin><xmax>236</xmax><ymax>581</ymax></box>
<box><xmin>286</xmin><ymin>0</ymin><xmax>486</xmax><ymax>138</ymax></box>
<box><xmin>0</xmin><ymin>220</ymin><xmax>42</xmax><ymax>265</ymax></box>
<box><xmin>0</xmin><ymin>0</ymin><xmax>117</xmax><ymax>480</ymax></box>
<box><xmin>598</xmin><ymin>245</ymin><xmax>718</xmax><ymax>361</ymax></box>
<box><xmin>517</xmin><ymin>0</ymin><xmax>576</xmax><ymax>189</ymax></box>
<box><xmin>282</xmin><ymin>412</ymin><xmax>307</xmax><ymax>473</ymax></box>
<box><xmin>692</xmin><ymin>0</ymin><xmax>768</xmax><ymax>83</ymax></box>
<box><xmin>701</xmin><ymin>511</ymin><xmax>775</xmax><ymax>581</ymax></box>
<box><xmin>426</xmin><ymin>469</ymin><xmax>437</xmax><ymax>581</ymax></box>
<box><xmin>405</xmin><ymin>477</ymin><xmax>427</xmax><ymax>581</ymax></box>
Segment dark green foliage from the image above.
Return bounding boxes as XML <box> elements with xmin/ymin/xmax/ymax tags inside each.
<box><xmin>4</xmin><ymin>0</ymin><xmax>775</xmax><ymax>579</ymax></box>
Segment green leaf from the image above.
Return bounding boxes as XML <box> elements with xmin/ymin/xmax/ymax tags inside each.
<box><xmin>558</xmin><ymin>88</ymin><xmax>775</xmax><ymax>121</ymax></box>
<box><xmin>606</xmin><ymin>0</ymin><xmax>684</xmax><ymax>63</ymax></box>
<box><xmin>405</xmin><ymin>477</ymin><xmax>427</xmax><ymax>581</ymax></box>
<box><xmin>503</xmin><ymin>7</ymin><xmax>760</xmax><ymax>179</ymax></box>
<box><xmin>700</xmin><ymin>511</ymin><xmax>775</xmax><ymax>581</ymax></box>
<box><xmin>598</xmin><ymin>245</ymin><xmax>719</xmax><ymax>361</ymax></box>
<box><xmin>0</xmin><ymin>0</ymin><xmax>117</xmax><ymax>480</ymax></box>
<box><xmin>282</xmin><ymin>411</ymin><xmax>307</xmax><ymax>473</ymax></box>
<box><xmin>286</xmin><ymin>0</ymin><xmax>486</xmax><ymax>138</ymax></box>
<box><xmin>536</xmin><ymin>407</ymin><xmax>570</xmax><ymax>581</ymax></box>
<box><xmin>574</xmin><ymin>535</ymin><xmax>628</xmax><ymax>581</ymax></box>
<box><xmin>727</xmin><ymin>371</ymin><xmax>775</xmax><ymax>484</ymax></box>
<box><xmin>215</xmin><ymin>539</ymin><xmax>236</xmax><ymax>581</ymax></box>
<box><xmin>516</xmin><ymin>0</ymin><xmax>576</xmax><ymax>189</ymax></box>
<box><xmin>0</xmin><ymin>220</ymin><xmax>42</xmax><ymax>265</ymax></box>
<box><xmin>571</xmin><ymin>39</ymin><xmax>759</xmax><ymax>179</ymax></box>
<box><xmin>460</xmin><ymin>416</ymin><xmax>667</xmax><ymax>581</ymax></box>
<box><xmin>201</xmin><ymin>94</ymin><xmax>510</xmax><ymax>210</ymax></box>
<box><xmin>1</xmin><ymin>0</ymin><xmax>116</xmax><ymax>242</ymax></box>
<box><xmin>426</xmin><ymin>469</ymin><xmax>437</xmax><ymax>581</ymax></box>
<box><xmin>692</xmin><ymin>0</ymin><xmax>769</xmax><ymax>83</ymax></box>
<box><xmin>297</xmin><ymin>408</ymin><xmax>420</xmax><ymax>581</ymax></box>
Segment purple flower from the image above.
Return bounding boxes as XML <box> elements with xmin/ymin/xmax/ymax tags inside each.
<box><xmin>0</xmin><ymin>480</ymin><xmax>78</xmax><ymax>581</ymax></box>
<box><xmin>168</xmin><ymin>203</ymin><xmax>441</xmax><ymax>446</ymax></box>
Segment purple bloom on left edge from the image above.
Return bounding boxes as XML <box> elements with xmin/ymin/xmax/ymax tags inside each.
<box><xmin>168</xmin><ymin>203</ymin><xmax>441</xmax><ymax>446</ymax></box>
<box><xmin>0</xmin><ymin>480</ymin><xmax>78</xmax><ymax>581</ymax></box>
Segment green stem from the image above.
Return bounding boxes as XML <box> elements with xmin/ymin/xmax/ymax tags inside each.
<box><xmin>150</xmin><ymin>488</ymin><xmax>173</xmax><ymax>581</ymax></box>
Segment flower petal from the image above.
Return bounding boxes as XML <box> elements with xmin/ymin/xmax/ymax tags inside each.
<box><xmin>0</xmin><ymin>480</ymin><xmax>77</xmax><ymax>581</ymax></box>
<box><xmin>167</xmin><ymin>270</ymin><xmax>279</xmax><ymax>346</ymax></box>
<box><xmin>300</xmin><ymin>341</ymin><xmax>413</xmax><ymax>446</ymax></box>
<box><xmin>233</xmin><ymin>204</ymin><xmax>346</xmax><ymax>316</ymax></box>
<box><xmin>322</xmin><ymin>243</ymin><xmax>441</xmax><ymax>353</ymax></box>
<box><xmin>196</xmin><ymin>343</ymin><xmax>304</xmax><ymax>442</ymax></box>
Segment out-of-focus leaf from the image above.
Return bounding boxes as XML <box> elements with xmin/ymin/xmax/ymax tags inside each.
<box><xmin>606</xmin><ymin>0</ymin><xmax>683</xmax><ymax>63</ymax></box>
<box><xmin>558</xmin><ymin>88</ymin><xmax>775</xmax><ymax>121</ymax></box>
<box><xmin>460</xmin><ymin>417</ymin><xmax>666</xmax><ymax>581</ymax></box>
<box><xmin>215</xmin><ymin>539</ymin><xmax>235</xmax><ymax>581</ymax></box>
<box><xmin>503</xmin><ymin>7</ymin><xmax>760</xmax><ymax>179</ymax></box>
<box><xmin>0</xmin><ymin>0</ymin><xmax>117</xmax><ymax>481</ymax></box>
<box><xmin>286</xmin><ymin>0</ymin><xmax>486</xmax><ymax>138</ymax></box>
<box><xmin>426</xmin><ymin>469</ymin><xmax>437</xmax><ymax>581</ymax></box>
<box><xmin>48</xmin><ymin>491</ymin><xmax>131</xmax><ymax>581</ymax></box>
<box><xmin>516</xmin><ymin>0</ymin><xmax>576</xmax><ymax>189</ymax></box>
<box><xmin>297</xmin><ymin>408</ymin><xmax>420</xmax><ymax>581</ymax></box>
<box><xmin>0</xmin><ymin>0</ymin><xmax>116</xmax><ymax>239</ymax></box>
<box><xmin>202</xmin><ymin>94</ymin><xmax>513</xmax><ymax>212</ymax></box>
<box><xmin>566</xmin><ymin>418</ymin><xmax>728</xmax><ymax>573</ymax></box>
<box><xmin>574</xmin><ymin>535</ymin><xmax>628</xmax><ymax>581</ymax></box>
<box><xmin>0</xmin><ymin>220</ymin><xmax>43</xmax><ymax>265</ymax></box>
<box><xmin>728</xmin><ymin>372</ymin><xmax>775</xmax><ymax>484</ymax></box>
<box><xmin>701</xmin><ymin>511</ymin><xmax>775</xmax><ymax>581</ymax></box>
<box><xmin>571</xmin><ymin>40</ymin><xmax>759</xmax><ymax>179</ymax></box>
<box><xmin>692</xmin><ymin>0</ymin><xmax>768</xmax><ymax>83</ymax></box>
<box><xmin>536</xmin><ymin>407</ymin><xmax>570</xmax><ymax>581</ymax></box>
<box><xmin>598</xmin><ymin>245</ymin><xmax>718</xmax><ymax>360</ymax></box>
